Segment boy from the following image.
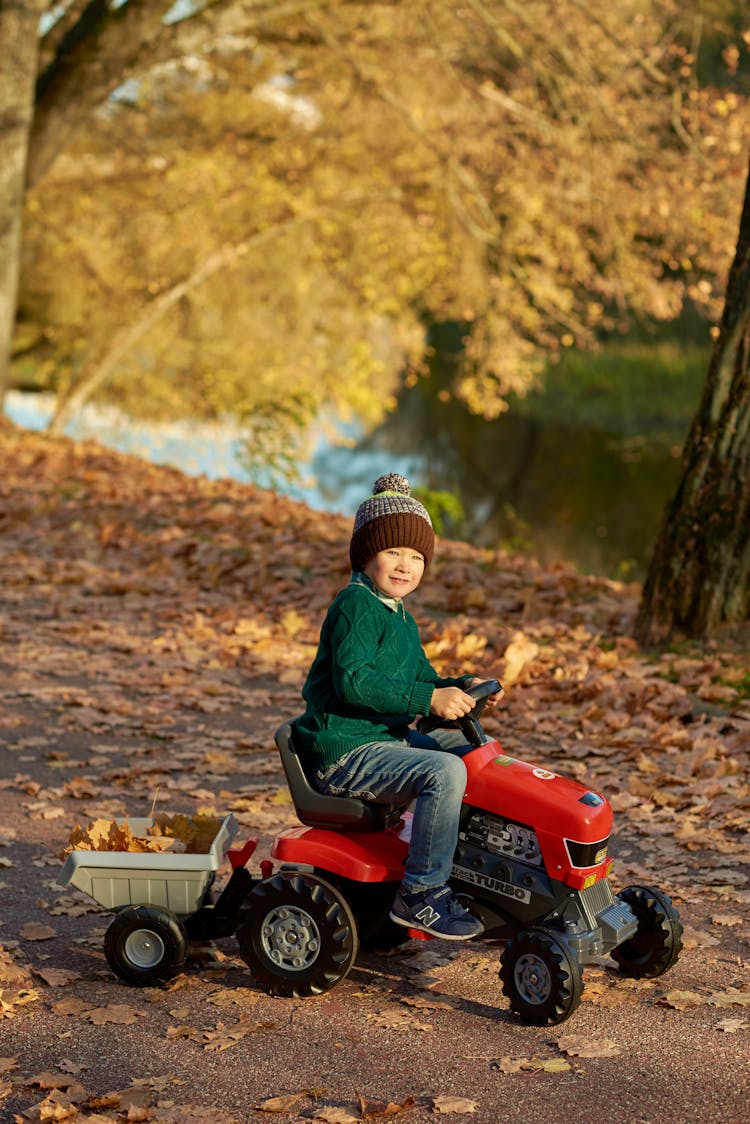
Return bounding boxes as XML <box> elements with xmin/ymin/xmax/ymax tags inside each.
<box><xmin>294</xmin><ymin>473</ymin><xmax>501</xmax><ymax>940</ymax></box>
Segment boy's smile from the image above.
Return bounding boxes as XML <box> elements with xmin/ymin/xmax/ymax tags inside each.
<box><xmin>364</xmin><ymin>547</ymin><xmax>425</xmax><ymax>600</ymax></box>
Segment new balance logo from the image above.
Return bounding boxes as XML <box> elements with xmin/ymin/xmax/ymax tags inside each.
<box><xmin>414</xmin><ymin>905</ymin><xmax>441</xmax><ymax>927</ymax></box>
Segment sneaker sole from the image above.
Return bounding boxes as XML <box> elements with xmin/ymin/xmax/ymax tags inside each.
<box><xmin>388</xmin><ymin>910</ymin><xmax>483</xmax><ymax>941</ymax></box>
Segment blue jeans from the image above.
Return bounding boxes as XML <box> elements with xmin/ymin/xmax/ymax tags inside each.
<box><xmin>316</xmin><ymin>729</ymin><xmax>470</xmax><ymax>893</ymax></box>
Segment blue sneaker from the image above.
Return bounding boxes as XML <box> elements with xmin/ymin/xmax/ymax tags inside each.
<box><xmin>389</xmin><ymin>885</ymin><xmax>483</xmax><ymax>940</ymax></box>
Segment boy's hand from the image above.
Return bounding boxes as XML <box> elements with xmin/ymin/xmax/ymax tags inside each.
<box><xmin>430</xmin><ymin>686</ymin><xmax>477</xmax><ymax>720</ymax></box>
<box><xmin>466</xmin><ymin>677</ymin><xmax>504</xmax><ymax>708</ymax></box>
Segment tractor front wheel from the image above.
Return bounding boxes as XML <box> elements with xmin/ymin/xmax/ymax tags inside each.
<box><xmin>237</xmin><ymin>873</ymin><xmax>359</xmax><ymax>998</ymax></box>
<box><xmin>500</xmin><ymin>928</ymin><xmax>582</xmax><ymax>1026</ymax></box>
<box><xmin>611</xmin><ymin>885</ymin><xmax>683</xmax><ymax>978</ymax></box>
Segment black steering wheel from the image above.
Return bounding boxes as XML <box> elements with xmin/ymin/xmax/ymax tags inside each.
<box><xmin>417</xmin><ymin>678</ymin><xmax>502</xmax><ymax>746</ymax></box>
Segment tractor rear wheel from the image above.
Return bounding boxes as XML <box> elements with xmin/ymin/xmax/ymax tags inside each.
<box><xmin>237</xmin><ymin>873</ymin><xmax>359</xmax><ymax>997</ymax></box>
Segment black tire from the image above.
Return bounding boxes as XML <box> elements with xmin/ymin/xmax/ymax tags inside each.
<box><xmin>236</xmin><ymin>873</ymin><xmax>359</xmax><ymax>997</ymax></box>
<box><xmin>499</xmin><ymin>928</ymin><xmax>583</xmax><ymax>1026</ymax></box>
<box><xmin>104</xmin><ymin>906</ymin><xmax>188</xmax><ymax>986</ymax></box>
<box><xmin>611</xmin><ymin>885</ymin><xmax>683</xmax><ymax>978</ymax></box>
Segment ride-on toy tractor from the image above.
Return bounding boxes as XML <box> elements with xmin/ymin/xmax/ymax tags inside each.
<box><xmin>237</xmin><ymin>680</ymin><xmax>683</xmax><ymax>1025</ymax></box>
<box><xmin>58</xmin><ymin>681</ymin><xmax>683</xmax><ymax>1026</ymax></box>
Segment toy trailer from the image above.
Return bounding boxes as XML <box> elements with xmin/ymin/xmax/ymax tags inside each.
<box><xmin>57</xmin><ymin>814</ymin><xmax>258</xmax><ymax>985</ymax></box>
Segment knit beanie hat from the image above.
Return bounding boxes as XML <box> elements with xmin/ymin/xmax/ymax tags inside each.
<box><xmin>349</xmin><ymin>473</ymin><xmax>435</xmax><ymax>572</ymax></box>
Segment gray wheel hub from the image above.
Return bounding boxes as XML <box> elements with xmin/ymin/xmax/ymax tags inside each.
<box><xmin>124</xmin><ymin>928</ymin><xmax>165</xmax><ymax>969</ymax></box>
<box><xmin>261</xmin><ymin>905</ymin><xmax>321</xmax><ymax>971</ymax></box>
<box><xmin>514</xmin><ymin>952</ymin><xmax>552</xmax><ymax>1005</ymax></box>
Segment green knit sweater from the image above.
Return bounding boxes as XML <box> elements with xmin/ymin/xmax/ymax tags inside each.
<box><xmin>294</xmin><ymin>573</ymin><xmax>471</xmax><ymax>773</ymax></box>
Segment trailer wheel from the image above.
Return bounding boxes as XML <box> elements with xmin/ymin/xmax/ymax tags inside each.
<box><xmin>236</xmin><ymin>873</ymin><xmax>359</xmax><ymax>997</ymax></box>
<box><xmin>611</xmin><ymin>885</ymin><xmax>683</xmax><ymax>978</ymax></box>
<box><xmin>499</xmin><ymin>928</ymin><xmax>582</xmax><ymax>1026</ymax></box>
<box><xmin>104</xmin><ymin>906</ymin><xmax>188</xmax><ymax>986</ymax></box>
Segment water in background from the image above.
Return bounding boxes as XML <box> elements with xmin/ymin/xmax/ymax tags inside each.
<box><xmin>4</xmin><ymin>388</ymin><xmax>684</xmax><ymax>580</ymax></box>
<box><xmin>3</xmin><ymin>390</ymin><xmax>398</xmax><ymax>516</ymax></box>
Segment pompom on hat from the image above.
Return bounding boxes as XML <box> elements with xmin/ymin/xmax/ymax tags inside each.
<box><xmin>349</xmin><ymin>472</ymin><xmax>435</xmax><ymax>572</ymax></box>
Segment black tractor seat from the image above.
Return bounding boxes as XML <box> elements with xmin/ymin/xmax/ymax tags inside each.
<box><xmin>275</xmin><ymin>721</ymin><xmax>405</xmax><ymax>833</ymax></box>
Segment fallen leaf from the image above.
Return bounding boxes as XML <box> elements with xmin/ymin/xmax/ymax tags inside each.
<box><xmin>19</xmin><ymin>922</ymin><xmax>57</xmax><ymax>942</ymax></box>
<box><xmin>680</xmin><ymin>924</ymin><xmax>720</xmax><ymax>949</ymax></box>
<box><xmin>86</xmin><ymin>1092</ymin><xmax>122</xmax><ymax>1110</ymax></box>
<box><xmin>33</xmin><ymin>967</ymin><xmax>82</xmax><ymax>987</ymax></box>
<box><xmin>502</xmin><ymin>631</ymin><xmax>540</xmax><ymax>685</ymax></box>
<box><xmin>356</xmin><ymin>1093</ymin><xmax>415</xmax><ymax>1117</ymax></box>
<box><xmin>708</xmin><ymin>987</ymin><xmax>750</xmax><ymax>1008</ymax></box>
<box><xmin>0</xmin><ymin>948</ymin><xmax>30</xmax><ymax>984</ymax></box>
<box><xmin>365</xmin><ymin>1011</ymin><xmax>432</xmax><ymax>1032</ymax></box>
<box><xmin>656</xmin><ymin>990</ymin><xmax>704</xmax><ymax>1010</ymax></box>
<box><xmin>580</xmin><ymin>980</ymin><xmax>628</xmax><ymax>1007</ymax></box>
<box><xmin>82</xmin><ymin>1003</ymin><xmax>143</xmax><ymax>1025</ymax></box>
<box><xmin>206</xmin><ymin>987</ymin><xmax>259</xmax><ymax>1009</ymax></box>
<box><xmin>431</xmin><ymin>1094</ymin><xmax>479</xmax><ymax>1114</ymax></box>
<box><xmin>311</xmin><ymin>1108</ymin><xmax>360</xmax><ymax>1124</ymax></box>
<box><xmin>254</xmin><ymin>1093</ymin><xmax>307</xmax><ymax>1113</ymax></box>
<box><xmin>129</xmin><ymin>1074</ymin><xmax>184</xmax><ymax>1093</ymax></box>
<box><xmin>25</xmin><ymin>1088</ymin><xmax>80</xmax><ymax>1120</ymax></box>
<box><xmin>51</xmin><ymin>997</ymin><xmax>89</xmax><ymax>1017</ymax></box>
<box><xmin>166</xmin><ymin>1024</ymin><xmax>200</xmax><ymax>1041</ymax></box>
<box><xmin>556</xmin><ymin>1035</ymin><xmax>620</xmax><ymax>1058</ymax></box>
<box><xmin>27</xmin><ymin>1072</ymin><xmax>85</xmax><ymax>1092</ymax></box>
<box><xmin>399</xmin><ymin>994</ymin><xmax>453</xmax><ymax>1012</ymax></box>
<box><xmin>201</xmin><ymin>1019</ymin><xmax>277</xmax><ymax>1051</ymax></box>
<box><xmin>522</xmin><ymin>1057</ymin><xmax>572</xmax><ymax>1073</ymax></box>
<box><xmin>0</xmin><ymin>987</ymin><xmax>40</xmax><ymax>1017</ymax></box>
<box><xmin>698</xmin><ymin>868</ymin><xmax>748</xmax><ymax>886</ymax></box>
<box><xmin>716</xmin><ymin>1016</ymin><xmax>750</xmax><ymax>1032</ymax></box>
<box><xmin>57</xmin><ymin>1060</ymin><xmax>88</xmax><ymax>1074</ymax></box>
<box><xmin>494</xmin><ymin>1048</ymin><xmax>575</xmax><ymax>1074</ymax></box>
<box><xmin>490</xmin><ymin>1057</ymin><xmax>525</xmax><ymax>1074</ymax></box>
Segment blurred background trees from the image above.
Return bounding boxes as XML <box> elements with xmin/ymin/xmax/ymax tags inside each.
<box><xmin>1</xmin><ymin>0</ymin><xmax>749</xmax><ymax>638</ymax></box>
<box><xmin>4</xmin><ymin>2</ymin><xmax>746</xmax><ymax>427</ymax></box>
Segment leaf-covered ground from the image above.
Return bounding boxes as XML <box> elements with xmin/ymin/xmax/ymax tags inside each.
<box><xmin>0</xmin><ymin>422</ymin><xmax>748</xmax><ymax>1123</ymax></box>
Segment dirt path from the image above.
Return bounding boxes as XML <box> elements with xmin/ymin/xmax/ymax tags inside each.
<box><xmin>1</xmin><ymin>707</ymin><xmax>749</xmax><ymax>1124</ymax></box>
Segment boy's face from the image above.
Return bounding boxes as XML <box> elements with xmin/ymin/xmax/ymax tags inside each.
<box><xmin>364</xmin><ymin>547</ymin><xmax>425</xmax><ymax>600</ymax></box>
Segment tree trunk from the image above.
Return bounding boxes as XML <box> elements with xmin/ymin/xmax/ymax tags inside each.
<box><xmin>635</xmin><ymin>155</ymin><xmax>750</xmax><ymax>646</ymax></box>
<box><xmin>28</xmin><ymin>0</ymin><xmax>174</xmax><ymax>188</ymax></box>
<box><xmin>0</xmin><ymin>0</ymin><xmax>42</xmax><ymax>406</ymax></box>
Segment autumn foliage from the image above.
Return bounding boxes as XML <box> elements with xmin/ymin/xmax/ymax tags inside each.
<box><xmin>61</xmin><ymin>813</ymin><xmax>225</xmax><ymax>858</ymax></box>
<box><xmin>1</xmin><ymin>421</ymin><xmax>748</xmax><ymax>870</ymax></box>
<box><xmin>0</xmin><ymin>423</ymin><xmax>749</xmax><ymax>1121</ymax></box>
<box><xmin>8</xmin><ymin>0</ymin><xmax>749</xmax><ymax>459</ymax></box>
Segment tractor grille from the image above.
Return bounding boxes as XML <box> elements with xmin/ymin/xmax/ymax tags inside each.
<box><xmin>579</xmin><ymin>877</ymin><xmax>616</xmax><ymax>928</ymax></box>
